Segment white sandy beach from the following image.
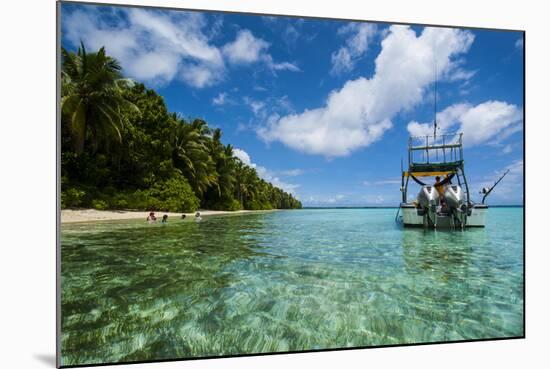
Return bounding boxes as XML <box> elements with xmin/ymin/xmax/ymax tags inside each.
<box><xmin>61</xmin><ymin>208</ymin><xmax>273</xmax><ymax>223</ymax></box>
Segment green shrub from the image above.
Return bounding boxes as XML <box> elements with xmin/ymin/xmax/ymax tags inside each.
<box><xmin>246</xmin><ymin>200</ymin><xmax>272</xmax><ymax>210</ymax></box>
<box><xmin>225</xmin><ymin>199</ymin><xmax>242</xmax><ymax>211</ymax></box>
<box><xmin>113</xmin><ymin>198</ymin><xmax>129</xmax><ymax>209</ymax></box>
<box><xmin>146</xmin><ymin>174</ymin><xmax>199</xmax><ymax>212</ymax></box>
<box><xmin>91</xmin><ymin>199</ymin><xmax>108</xmax><ymax>210</ymax></box>
<box><xmin>210</xmin><ymin>197</ymin><xmax>242</xmax><ymax>211</ymax></box>
<box><xmin>61</xmin><ymin>187</ymin><xmax>86</xmax><ymax>208</ymax></box>
<box><xmin>126</xmin><ymin>190</ymin><xmax>149</xmax><ymax>210</ymax></box>
<box><xmin>106</xmin><ymin>193</ymin><xmax>130</xmax><ymax>209</ymax></box>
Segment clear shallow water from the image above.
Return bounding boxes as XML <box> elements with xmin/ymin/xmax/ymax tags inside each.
<box><xmin>61</xmin><ymin>208</ymin><xmax>524</xmax><ymax>365</ymax></box>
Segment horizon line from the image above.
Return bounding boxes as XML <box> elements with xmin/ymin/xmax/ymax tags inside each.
<box><xmin>301</xmin><ymin>205</ymin><xmax>524</xmax><ymax>209</ymax></box>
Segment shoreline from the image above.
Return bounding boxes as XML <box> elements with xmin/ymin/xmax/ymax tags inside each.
<box><xmin>61</xmin><ymin>208</ymin><xmax>277</xmax><ymax>224</ymax></box>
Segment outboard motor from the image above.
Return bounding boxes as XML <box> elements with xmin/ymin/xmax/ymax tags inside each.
<box><xmin>418</xmin><ymin>185</ymin><xmax>440</xmax><ymax>208</ymax></box>
<box><xmin>444</xmin><ymin>185</ymin><xmax>465</xmax><ymax>209</ymax></box>
<box><xmin>444</xmin><ymin>185</ymin><xmax>467</xmax><ymax>228</ymax></box>
<box><xmin>417</xmin><ymin>185</ymin><xmax>439</xmax><ymax>227</ymax></box>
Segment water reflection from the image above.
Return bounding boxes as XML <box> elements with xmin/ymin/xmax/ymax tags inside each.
<box><xmin>400</xmin><ymin>225</ymin><xmax>521</xmax><ymax>341</ymax></box>
<box><xmin>401</xmin><ymin>228</ymin><xmax>482</xmax><ymax>279</ymax></box>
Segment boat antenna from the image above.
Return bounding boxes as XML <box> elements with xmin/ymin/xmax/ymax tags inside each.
<box><xmin>433</xmin><ymin>56</ymin><xmax>438</xmax><ymax>140</ymax></box>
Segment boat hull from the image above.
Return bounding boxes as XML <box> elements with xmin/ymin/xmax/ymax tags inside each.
<box><xmin>400</xmin><ymin>203</ymin><xmax>487</xmax><ymax>227</ymax></box>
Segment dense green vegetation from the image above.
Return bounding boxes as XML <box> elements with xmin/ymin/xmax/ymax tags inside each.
<box><xmin>60</xmin><ymin>44</ymin><xmax>301</xmax><ymax>212</ymax></box>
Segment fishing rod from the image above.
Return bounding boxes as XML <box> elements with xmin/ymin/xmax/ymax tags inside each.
<box><xmin>480</xmin><ymin>169</ymin><xmax>510</xmax><ymax>204</ymax></box>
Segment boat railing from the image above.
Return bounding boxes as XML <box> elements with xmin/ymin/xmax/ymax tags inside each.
<box><xmin>408</xmin><ymin>133</ymin><xmax>463</xmax><ymax>165</ymax></box>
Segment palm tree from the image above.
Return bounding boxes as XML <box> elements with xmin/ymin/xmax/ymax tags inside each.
<box><xmin>216</xmin><ymin>144</ymin><xmax>237</xmax><ymax>198</ymax></box>
<box><xmin>61</xmin><ymin>43</ymin><xmax>138</xmax><ymax>154</ymax></box>
<box><xmin>234</xmin><ymin>160</ymin><xmax>260</xmax><ymax>208</ymax></box>
<box><xmin>190</xmin><ymin>119</ymin><xmax>211</xmax><ymax>137</ymax></box>
<box><xmin>171</xmin><ymin>118</ymin><xmax>217</xmax><ymax>196</ymax></box>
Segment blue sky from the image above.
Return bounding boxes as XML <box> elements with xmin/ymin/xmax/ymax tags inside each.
<box><xmin>61</xmin><ymin>3</ymin><xmax>524</xmax><ymax>206</ymax></box>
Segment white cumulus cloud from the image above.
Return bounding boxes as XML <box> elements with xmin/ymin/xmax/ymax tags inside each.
<box><xmin>233</xmin><ymin>148</ymin><xmax>253</xmax><ymax>166</ymax></box>
<box><xmin>259</xmin><ymin>25</ymin><xmax>475</xmax><ymax>157</ymax></box>
<box><xmin>222</xmin><ymin>29</ymin><xmax>300</xmax><ymax>72</ymax></box>
<box><xmin>212</xmin><ymin>92</ymin><xmax>228</xmax><ymax>106</ymax></box>
<box><xmin>63</xmin><ymin>8</ymin><xmax>298</xmax><ymax>88</ymax></box>
<box><xmin>331</xmin><ymin>22</ymin><xmax>377</xmax><ymax>74</ymax></box>
<box><xmin>233</xmin><ymin>148</ymin><xmax>299</xmax><ymax>194</ymax></box>
<box><xmin>262</xmin><ymin>55</ymin><xmax>301</xmax><ymax>72</ymax></box>
<box><xmin>222</xmin><ymin>29</ymin><xmax>269</xmax><ymax>64</ymax></box>
<box><xmin>407</xmin><ymin>100</ymin><xmax>523</xmax><ymax>147</ymax></box>
<box><xmin>279</xmin><ymin>169</ymin><xmax>303</xmax><ymax>177</ymax></box>
<box><xmin>63</xmin><ymin>7</ymin><xmax>225</xmax><ymax>88</ymax></box>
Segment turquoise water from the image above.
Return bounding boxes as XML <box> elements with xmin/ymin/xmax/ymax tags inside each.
<box><xmin>60</xmin><ymin>208</ymin><xmax>524</xmax><ymax>366</ymax></box>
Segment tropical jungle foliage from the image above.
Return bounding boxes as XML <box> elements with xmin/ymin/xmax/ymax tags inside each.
<box><xmin>60</xmin><ymin>44</ymin><xmax>301</xmax><ymax>212</ymax></box>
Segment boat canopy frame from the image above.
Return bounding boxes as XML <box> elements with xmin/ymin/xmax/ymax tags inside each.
<box><xmin>401</xmin><ymin>133</ymin><xmax>471</xmax><ymax>204</ymax></box>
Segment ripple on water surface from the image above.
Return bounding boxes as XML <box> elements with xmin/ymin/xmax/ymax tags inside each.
<box><xmin>61</xmin><ymin>208</ymin><xmax>524</xmax><ymax>365</ymax></box>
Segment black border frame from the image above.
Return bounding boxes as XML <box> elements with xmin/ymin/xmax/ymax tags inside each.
<box><xmin>56</xmin><ymin>1</ymin><xmax>526</xmax><ymax>367</ymax></box>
